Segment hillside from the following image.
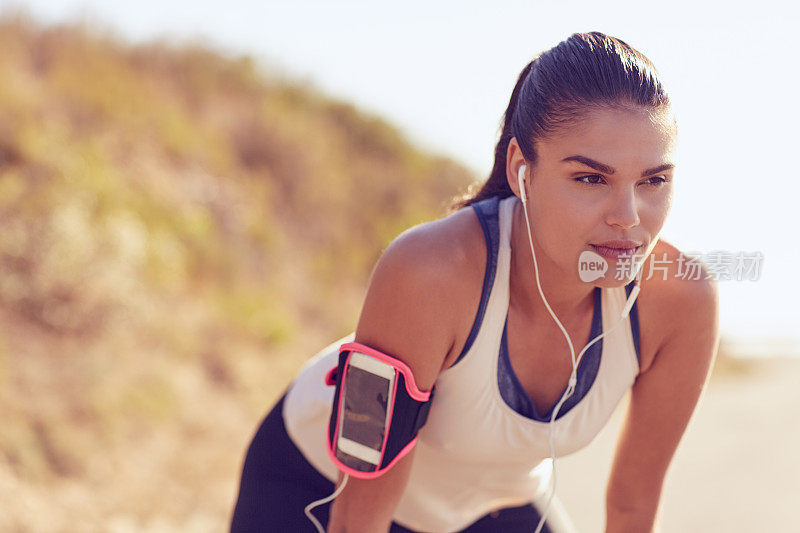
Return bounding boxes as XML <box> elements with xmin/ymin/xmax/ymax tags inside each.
<box><xmin>0</xmin><ymin>12</ymin><xmax>474</xmax><ymax>531</ymax></box>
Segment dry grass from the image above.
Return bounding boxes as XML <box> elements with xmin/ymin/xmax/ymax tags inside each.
<box><xmin>0</xmin><ymin>10</ymin><xmax>472</xmax><ymax>531</ymax></box>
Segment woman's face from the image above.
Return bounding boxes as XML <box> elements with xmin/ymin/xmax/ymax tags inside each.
<box><xmin>521</xmin><ymin>105</ymin><xmax>676</xmax><ymax>287</ymax></box>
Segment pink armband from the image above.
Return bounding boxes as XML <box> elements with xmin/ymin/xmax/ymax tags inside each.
<box><xmin>325</xmin><ymin>342</ymin><xmax>434</xmax><ymax>479</ymax></box>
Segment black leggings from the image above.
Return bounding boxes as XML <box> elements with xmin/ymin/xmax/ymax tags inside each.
<box><xmin>230</xmin><ymin>392</ymin><xmax>552</xmax><ymax>532</ymax></box>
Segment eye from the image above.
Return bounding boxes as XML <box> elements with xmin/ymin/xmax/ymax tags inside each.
<box><xmin>641</xmin><ymin>176</ymin><xmax>671</xmax><ymax>186</ymax></box>
<box><xmin>574</xmin><ymin>174</ymin><xmax>606</xmax><ymax>185</ymax></box>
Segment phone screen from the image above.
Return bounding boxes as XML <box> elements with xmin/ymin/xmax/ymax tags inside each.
<box><xmin>335</xmin><ymin>355</ymin><xmax>394</xmax><ymax>471</ymax></box>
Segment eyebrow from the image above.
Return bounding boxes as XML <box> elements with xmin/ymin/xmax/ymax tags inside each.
<box><xmin>561</xmin><ymin>155</ymin><xmax>675</xmax><ymax>177</ymax></box>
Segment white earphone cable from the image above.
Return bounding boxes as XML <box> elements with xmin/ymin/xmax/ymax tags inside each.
<box><xmin>518</xmin><ymin>166</ymin><xmax>643</xmax><ymax>533</ymax></box>
<box><xmin>304</xmin><ymin>473</ymin><xmax>350</xmax><ymax>533</ymax></box>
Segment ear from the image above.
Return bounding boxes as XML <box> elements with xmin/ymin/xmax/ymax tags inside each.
<box><xmin>506</xmin><ymin>138</ymin><xmax>528</xmax><ymax>200</ymax></box>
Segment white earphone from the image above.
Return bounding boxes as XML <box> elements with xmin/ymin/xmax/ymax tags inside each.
<box><xmin>516</xmin><ymin>163</ymin><xmax>643</xmax><ymax>533</ymax></box>
<box><xmin>517</xmin><ymin>164</ymin><xmax>528</xmax><ymax>204</ymax></box>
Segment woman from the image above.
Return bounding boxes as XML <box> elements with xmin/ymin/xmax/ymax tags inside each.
<box><xmin>231</xmin><ymin>32</ymin><xmax>719</xmax><ymax>532</ymax></box>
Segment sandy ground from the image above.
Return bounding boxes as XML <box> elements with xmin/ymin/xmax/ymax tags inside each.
<box><xmin>555</xmin><ymin>357</ymin><xmax>800</xmax><ymax>532</ymax></box>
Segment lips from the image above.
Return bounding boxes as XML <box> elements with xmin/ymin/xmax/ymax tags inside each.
<box><xmin>594</xmin><ymin>239</ymin><xmax>642</xmax><ymax>248</ymax></box>
<box><xmin>590</xmin><ymin>240</ymin><xmax>643</xmax><ymax>260</ymax></box>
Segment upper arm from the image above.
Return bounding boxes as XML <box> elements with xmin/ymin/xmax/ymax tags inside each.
<box><xmin>328</xmin><ymin>224</ymin><xmax>462</xmax><ymax>532</ymax></box>
<box><xmin>606</xmin><ymin>275</ymin><xmax>720</xmax><ymax>516</ymax></box>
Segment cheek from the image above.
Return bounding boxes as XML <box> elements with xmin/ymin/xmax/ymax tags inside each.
<box><xmin>530</xmin><ymin>192</ymin><xmax>596</xmax><ymax>252</ymax></box>
<box><xmin>641</xmin><ymin>188</ymin><xmax>674</xmax><ymax>226</ymax></box>
<box><xmin>534</xmin><ymin>184</ymin><xmax>595</xmax><ymax>221</ymax></box>
<box><xmin>540</xmin><ymin>187</ymin><xmax>603</xmax><ymax>234</ymax></box>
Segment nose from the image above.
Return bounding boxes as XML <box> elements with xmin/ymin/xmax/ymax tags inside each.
<box><xmin>605</xmin><ymin>187</ymin><xmax>640</xmax><ymax>229</ymax></box>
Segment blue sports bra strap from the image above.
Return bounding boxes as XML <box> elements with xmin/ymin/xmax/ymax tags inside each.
<box><xmin>451</xmin><ymin>195</ymin><xmax>502</xmax><ymax>367</ymax></box>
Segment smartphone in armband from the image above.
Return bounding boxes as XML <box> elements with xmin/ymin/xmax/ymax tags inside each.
<box><xmin>334</xmin><ymin>352</ymin><xmax>396</xmax><ymax>471</ymax></box>
<box><xmin>326</xmin><ymin>342</ymin><xmax>434</xmax><ymax>479</ymax></box>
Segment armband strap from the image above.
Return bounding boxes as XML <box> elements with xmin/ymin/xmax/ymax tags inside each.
<box><xmin>325</xmin><ymin>342</ymin><xmax>434</xmax><ymax>479</ymax></box>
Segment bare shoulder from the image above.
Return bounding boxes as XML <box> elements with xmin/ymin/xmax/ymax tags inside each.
<box><xmin>386</xmin><ymin>205</ymin><xmax>484</xmax><ymax>280</ymax></box>
<box><xmin>354</xmin><ymin>204</ymin><xmax>486</xmax><ymax>387</ymax></box>
<box><xmin>635</xmin><ymin>239</ymin><xmax>720</xmax><ymax>373</ymax></box>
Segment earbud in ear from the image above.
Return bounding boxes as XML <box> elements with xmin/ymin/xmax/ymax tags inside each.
<box><xmin>517</xmin><ymin>165</ymin><xmax>528</xmax><ymax>204</ymax></box>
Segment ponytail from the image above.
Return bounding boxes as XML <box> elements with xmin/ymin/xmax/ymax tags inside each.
<box><xmin>447</xmin><ymin>59</ymin><xmax>536</xmax><ymax>213</ymax></box>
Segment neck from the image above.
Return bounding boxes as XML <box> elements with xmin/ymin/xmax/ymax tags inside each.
<box><xmin>509</xmin><ymin>198</ymin><xmax>595</xmax><ymax>323</ymax></box>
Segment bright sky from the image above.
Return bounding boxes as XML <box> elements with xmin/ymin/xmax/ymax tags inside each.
<box><xmin>7</xmin><ymin>0</ymin><xmax>799</xmax><ymax>354</ymax></box>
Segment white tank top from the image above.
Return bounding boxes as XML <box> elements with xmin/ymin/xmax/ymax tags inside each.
<box><xmin>283</xmin><ymin>195</ymin><xmax>641</xmax><ymax>532</ymax></box>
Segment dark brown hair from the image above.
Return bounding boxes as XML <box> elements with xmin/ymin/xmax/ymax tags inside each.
<box><xmin>448</xmin><ymin>32</ymin><xmax>671</xmax><ymax>213</ymax></box>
